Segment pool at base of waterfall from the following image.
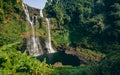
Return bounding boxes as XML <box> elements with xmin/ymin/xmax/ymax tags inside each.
<box><xmin>37</xmin><ymin>51</ymin><xmax>80</xmax><ymax>66</ymax></box>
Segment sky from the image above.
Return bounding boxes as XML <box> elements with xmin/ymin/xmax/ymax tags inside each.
<box><xmin>23</xmin><ymin>0</ymin><xmax>47</xmax><ymax>9</ymax></box>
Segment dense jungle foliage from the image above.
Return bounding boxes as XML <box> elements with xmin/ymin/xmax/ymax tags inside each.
<box><xmin>0</xmin><ymin>0</ymin><xmax>120</xmax><ymax>75</ymax></box>
<box><xmin>45</xmin><ymin>0</ymin><xmax>120</xmax><ymax>74</ymax></box>
<box><xmin>45</xmin><ymin>0</ymin><xmax>120</xmax><ymax>53</ymax></box>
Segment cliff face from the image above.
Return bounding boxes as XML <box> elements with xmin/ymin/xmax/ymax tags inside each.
<box><xmin>27</xmin><ymin>4</ymin><xmax>40</xmax><ymax>16</ymax></box>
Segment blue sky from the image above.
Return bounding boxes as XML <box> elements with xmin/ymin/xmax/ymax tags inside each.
<box><xmin>23</xmin><ymin>0</ymin><xmax>47</xmax><ymax>9</ymax></box>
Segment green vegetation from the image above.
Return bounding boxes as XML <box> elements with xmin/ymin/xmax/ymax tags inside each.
<box><xmin>45</xmin><ymin>0</ymin><xmax>120</xmax><ymax>53</ymax></box>
<box><xmin>51</xmin><ymin>66</ymin><xmax>93</xmax><ymax>75</ymax></box>
<box><xmin>51</xmin><ymin>29</ymin><xmax>70</xmax><ymax>47</ymax></box>
<box><xmin>97</xmin><ymin>51</ymin><xmax>120</xmax><ymax>75</ymax></box>
<box><xmin>45</xmin><ymin>0</ymin><xmax>120</xmax><ymax>74</ymax></box>
<box><xmin>0</xmin><ymin>0</ymin><xmax>120</xmax><ymax>75</ymax></box>
<box><xmin>76</xmin><ymin>48</ymin><xmax>105</xmax><ymax>64</ymax></box>
<box><xmin>0</xmin><ymin>42</ymin><xmax>53</xmax><ymax>75</ymax></box>
<box><xmin>0</xmin><ymin>0</ymin><xmax>53</xmax><ymax>74</ymax></box>
<box><xmin>0</xmin><ymin>20</ymin><xmax>25</xmax><ymax>46</ymax></box>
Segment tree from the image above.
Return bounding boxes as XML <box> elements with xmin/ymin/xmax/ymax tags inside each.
<box><xmin>98</xmin><ymin>51</ymin><xmax>120</xmax><ymax>75</ymax></box>
<box><xmin>0</xmin><ymin>0</ymin><xmax>3</xmax><ymax>8</ymax></box>
<box><xmin>104</xmin><ymin>3</ymin><xmax>120</xmax><ymax>42</ymax></box>
<box><xmin>0</xmin><ymin>8</ymin><xmax>4</xmax><ymax>24</ymax></box>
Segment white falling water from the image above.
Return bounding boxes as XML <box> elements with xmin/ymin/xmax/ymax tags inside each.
<box><xmin>35</xmin><ymin>16</ymin><xmax>38</xmax><ymax>24</ymax></box>
<box><xmin>40</xmin><ymin>9</ymin><xmax>44</xmax><ymax>17</ymax></box>
<box><xmin>40</xmin><ymin>9</ymin><xmax>56</xmax><ymax>53</ymax></box>
<box><xmin>45</xmin><ymin>18</ymin><xmax>56</xmax><ymax>53</ymax></box>
<box><xmin>22</xmin><ymin>3</ymin><xmax>43</xmax><ymax>56</ymax></box>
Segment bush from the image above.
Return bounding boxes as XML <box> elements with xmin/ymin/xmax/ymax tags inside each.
<box><xmin>0</xmin><ymin>42</ymin><xmax>53</xmax><ymax>75</ymax></box>
<box><xmin>50</xmin><ymin>66</ymin><xmax>93</xmax><ymax>75</ymax></box>
<box><xmin>97</xmin><ymin>51</ymin><xmax>120</xmax><ymax>75</ymax></box>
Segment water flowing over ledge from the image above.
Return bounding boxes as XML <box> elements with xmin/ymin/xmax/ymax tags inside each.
<box><xmin>22</xmin><ymin>3</ymin><xmax>43</xmax><ymax>56</ymax></box>
<box><xmin>22</xmin><ymin>0</ymin><xmax>56</xmax><ymax>56</ymax></box>
<box><xmin>45</xmin><ymin>18</ymin><xmax>56</xmax><ymax>53</ymax></box>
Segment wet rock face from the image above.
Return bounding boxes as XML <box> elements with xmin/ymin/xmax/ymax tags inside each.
<box><xmin>22</xmin><ymin>4</ymin><xmax>41</xmax><ymax>22</ymax></box>
<box><xmin>26</xmin><ymin>4</ymin><xmax>40</xmax><ymax>16</ymax></box>
<box><xmin>65</xmin><ymin>47</ymin><xmax>105</xmax><ymax>64</ymax></box>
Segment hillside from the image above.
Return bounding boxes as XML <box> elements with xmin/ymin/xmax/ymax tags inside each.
<box><xmin>0</xmin><ymin>0</ymin><xmax>120</xmax><ymax>75</ymax></box>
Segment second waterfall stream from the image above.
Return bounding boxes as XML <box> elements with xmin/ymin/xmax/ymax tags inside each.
<box><xmin>22</xmin><ymin>3</ymin><xmax>56</xmax><ymax>56</ymax></box>
<box><xmin>45</xmin><ymin>18</ymin><xmax>56</xmax><ymax>53</ymax></box>
<box><xmin>40</xmin><ymin>9</ymin><xmax>56</xmax><ymax>53</ymax></box>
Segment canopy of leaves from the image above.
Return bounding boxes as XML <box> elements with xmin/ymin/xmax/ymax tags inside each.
<box><xmin>98</xmin><ymin>51</ymin><xmax>120</xmax><ymax>75</ymax></box>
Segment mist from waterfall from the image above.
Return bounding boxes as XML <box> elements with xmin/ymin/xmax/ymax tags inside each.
<box><xmin>22</xmin><ymin>3</ymin><xmax>43</xmax><ymax>56</ymax></box>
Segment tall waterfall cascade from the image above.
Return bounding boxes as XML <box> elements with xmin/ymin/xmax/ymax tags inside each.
<box><xmin>22</xmin><ymin>3</ymin><xmax>43</xmax><ymax>56</ymax></box>
<box><xmin>45</xmin><ymin>18</ymin><xmax>56</xmax><ymax>53</ymax></box>
<box><xmin>22</xmin><ymin>2</ymin><xmax>56</xmax><ymax>56</ymax></box>
<box><xmin>40</xmin><ymin>9</ymin><xmax>43</xmax><ymax>17</ymax></box>
<box><xmin>40</xmin><ymin>9</ymin><xmax>56</xmax><ymax>53</ymax></box>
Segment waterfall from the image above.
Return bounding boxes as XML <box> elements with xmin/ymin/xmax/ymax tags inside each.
<box><xmin>40</xmin><ymin>9</ymin><xmax>56</xmax><ymax>53</ymax></box>
<box><xmin>22</xmin><ymin>3</ymin><xmax>43</xmax><ymax>56</ymax></box>
<box><xmin>40</xmin><ymin>9</ymin><xmax>43</xmax><ymax>17</ymax></box>
<box><xmin>45</xmin><ymin>18</ymin><xmax>56</xmax><ymax>53</ymax></box>
<box><xmin>22</xmin><ymin>2</ymin><xmax>56</xmax><ymax>55</ymax></box>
